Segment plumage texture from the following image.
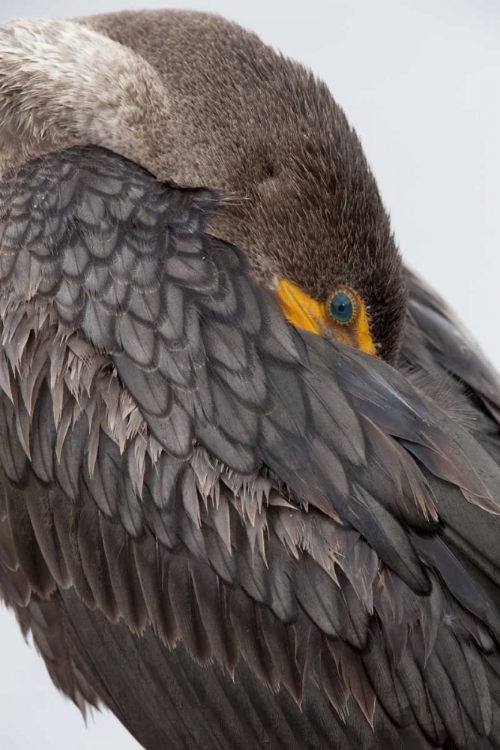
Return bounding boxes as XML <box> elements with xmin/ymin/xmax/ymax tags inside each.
<box><xmin>1</xmin><ymin>10</ymin><xmax>500</xmax><ymax>750</ymax></box>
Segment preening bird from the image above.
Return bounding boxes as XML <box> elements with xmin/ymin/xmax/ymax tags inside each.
<box><xmin>1</xmin><ymin>9</ymin><xmax>500</xmax><ymax>750</ymax></box>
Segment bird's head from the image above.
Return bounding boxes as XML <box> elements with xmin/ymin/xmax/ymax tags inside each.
<box><xmin>0</xmin><ymin>11</ymin><xmax>407</xmax><ymax>361</ymax></box>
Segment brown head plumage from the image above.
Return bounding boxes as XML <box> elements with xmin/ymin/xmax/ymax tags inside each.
<box><xmin>0</xmin><ymin>9</ymin><xmax>406</xmax><ymax>360</ymax></box>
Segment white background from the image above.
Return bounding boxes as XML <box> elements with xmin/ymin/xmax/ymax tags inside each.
<box><xmin>0</xmin><ymin>1</ymin><xmax>499</xmax><ymax>748</ymax></box>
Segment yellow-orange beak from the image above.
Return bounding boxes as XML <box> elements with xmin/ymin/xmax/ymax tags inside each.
<box><xmin>277</xmin><ymin>279</ymin><xmax>377</xmax><ymax>356</ymax></box>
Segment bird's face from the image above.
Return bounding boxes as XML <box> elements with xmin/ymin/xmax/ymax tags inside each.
<box><xmin>277</xmin><ymin>279</ymin><xmax>377</xmax><ymax>356</ymax></box>
<box><xmin>209</xmin><ymin>141</ymin><xmax>407</xmax><ymax>363</ymax></box>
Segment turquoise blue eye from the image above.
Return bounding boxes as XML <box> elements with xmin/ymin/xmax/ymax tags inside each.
<box><xmin>330</xmin><ymin>292</ymin><xmax>354</xmax><ymax>323</ymax></box>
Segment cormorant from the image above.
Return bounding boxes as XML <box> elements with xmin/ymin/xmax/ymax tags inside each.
<box><xmin>0</xmin><ymin>10</ymin><xmax>500</xmax><ymax>750</ymax></box>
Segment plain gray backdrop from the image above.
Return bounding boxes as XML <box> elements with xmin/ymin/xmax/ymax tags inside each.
<box><xmin>0</xmin><ymin>1</ymin><xmax>499</xmax><ymax>748</ymax></box>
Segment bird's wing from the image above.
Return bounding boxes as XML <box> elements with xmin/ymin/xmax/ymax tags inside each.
<box><xmin>404</xmin><ymin>269</ymin><xmax>500</xmax><ymax>423</ymax></box>
<box><xmin>2</xmin><ymin>147</ymin><xmax>500</xmax><ymax>750</ymax></box>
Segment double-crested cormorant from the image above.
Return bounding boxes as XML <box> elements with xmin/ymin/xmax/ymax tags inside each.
<box><xmin>1</xmin><ymin>10</ymin><xmax>500</xmax><ymax>750</ymax></box>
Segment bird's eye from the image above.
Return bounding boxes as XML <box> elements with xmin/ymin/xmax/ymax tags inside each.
<box><xmin>329</xmin><ymin>290</ymin><xmax>355</xmax><ymax>324</ymax></box>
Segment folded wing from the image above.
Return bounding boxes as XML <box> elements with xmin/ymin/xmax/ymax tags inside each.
<box><xmin>1</xmin><ymin>147</ymin><xmax>500</xmax><ymax>749</ymax></box>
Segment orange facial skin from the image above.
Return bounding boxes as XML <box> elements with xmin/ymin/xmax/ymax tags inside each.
<box><xmin>277</xmin><ymin>279</ymin><xmax>377</xmax><ymax>356</ymax></box>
